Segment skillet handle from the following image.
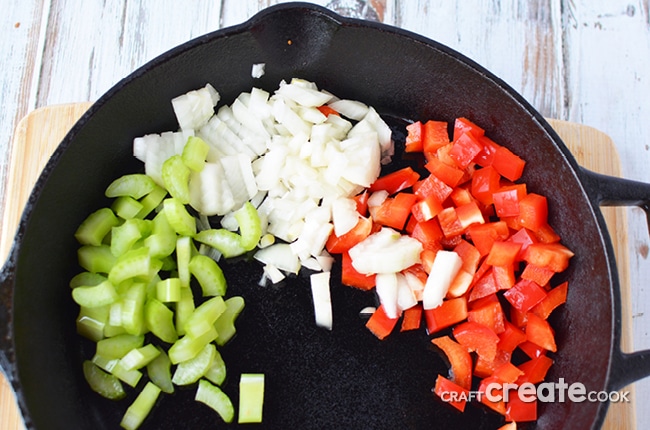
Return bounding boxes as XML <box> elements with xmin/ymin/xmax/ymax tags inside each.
<box><xmin>0</xmin><ymin>246</ymin><xmax>17</xmax><ymax>382</ymax></box>
<box><xmin>580</xmin><ymin>167</ymin><xmax>650</xmax><ymax>391</ymax></box>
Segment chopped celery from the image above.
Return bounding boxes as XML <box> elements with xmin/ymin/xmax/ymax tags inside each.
<box><xmin>163</xmin><ymin>198</ymin><xmax>196</xmax><ymax>236</ymax></box>
<box><xmin>162</xmin><ymin>155</ymin><xmax>191</xmax><ymax>204</ymax></box>
<box><xmin>111</xmin><ymin>219</ymin><xmax>144</xmax><ymax>257</ymax></box>
<box><xmin>156</xmin><ymin>278</ymin><xmax>181</xmax><ymax>302</ymax></box>
<box><xmin>176</xmin><ymin>236</ymin><xmax>192</xmax><ymax>288</ymax></box>
<box><xmin>106</xmin><ymin>174</ymin><xmax>156</xmax><ymax>200</ymax></box>
<box><xmin>136</xmin><ymin>184</ymin><xmax>167</xmax><ymax>219</ymax></box>
<box><xmin>96</xmin><ymin>334</ymin><xmax>144</xmax><ymax>359</ymax></box>
<box><xmin>120</xmin><ymin>282</ymin><xmax>147</xmax><ymax>336</ymax></box>
<box><xmin>120</xmin><ymin>382</ymin><xmax>161</xmax><ymax>430</ymax></box>
<box><xmin>75</xmin><ymin>208</ymin><xmax>119</xmax><ymax>246</ymax></box>
<box><xmin>195</xmin><ymin>229</ymin><xmax>246</xmax><ymax>258</ymax></box>
<box><xmin>72</xmin><ymin>280</ymin><xmax>119</xmax><ymax>308</ymax></box>
<box><xmin>119</xmin><ymin>344</ymin><xmax>161</xmax><ymax>371</ymax></box>
<box><xmin>144</xmin><ymin>210</ymin><xmax>177</xmax><ymax>258</ymax></box>
<box><xmin>144</xmin><ymin>298</ymin><xmax>178</xmax><ymax>344</ymax></box>
<box><xmin>238</xmin><ymin>374</ymin><xmax>265</xmax><ymax>424</ymax></box>
<box><xmin>186</xmin><ymin>296</ymin><xmax>226</xmax><ymax>333</ymax></box>
<box><xmin>70</xmin><ymin>272</ymin><xmax>107</xmax><ymax>289</ymax></box>
<box><xmin>82</xmin><ymin>360</ymin><xmax>126</xmax><ymax>400</ymax></box>
<box><xmin>195</xmin><ymin>379</ymin><xmax>234</xmax><ymax>423</ymax></box>
<box><xmin>188</xmin><ymin>254</ymin><xmax>227</xmax><ymax>296</ymax></box>
<box><xmin>146</xmin><ymin>347</ymin><xmax>174</xmax><ymax>394</ymax></box>
<box><xmin>104</xmin><ymin>323</ymin><xmax>127</xmax><ymax>338</ymax></box>
<box><xmin>214</xmin><ymin>296</ymin><xmax>245</xmax><ymax>346</ymax></box>
<box><xmin>112</xmin><ymin>364</ymin><xmax>143</xmax><ymax>388</ymax></box>
<box><xmin>168</xmin><ymin>327</ymin><xmax>218</xmax><ymax>364</ymax></box>
<box><xmin>172</xmin><ymin>343</ymin><xmax>216</xmax><ymax>386</ymax></box>
<box><xmin>182</xmin><ymin>136</ymin><xmax>209</xmax><ymax>172</ymax></box>
<box><xmin>234</xmin><ymin>202</ymin><xmax>262</xmax><ymax>251</ymax></box>
<box><xmin>174</xmin><ymin>287</ymin><xmax>195</xmax><ymax>337</ymax></box>
<box><xmin>76</xmin><ymin>305</ymin><xmax>109</xmax><ymax>341</ymax></box>
<box><xmin>204</xmin><ymin>349</ymin><xmax>227</xmax><ymax>386</ymax></box>
<box><xmin>78</xmin><ymin>245</ymin><xmax>117</xmax><ymax>274</ymax></box>
<box><xmin>108</xmin><ymin>247</ymin><xmax>152</xmax><ymax>285</ymax></box>
<box><xmin>112</xmin><ymin>196</ymin><xmax>144</xmax><ymax>220</ymax></box>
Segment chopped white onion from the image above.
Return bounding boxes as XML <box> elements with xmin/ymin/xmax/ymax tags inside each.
<box><xmin>348</xmin><ymin>228</ymin><xmax>423</xmax><ymax>275</ymax></box>
<box><xmin>310</xmin><ymin>271</ymin><xmax>333</xmax><ymax>330</ymax></box>
<box><xmin>251</xmin><ymin>63</ymin><xmax>266</xmax><ymax>78</ymax></box>
<box><xmin>422</xmin><ymin>251</ymin><xmax>463</xmax><ymax>310</ymax></box>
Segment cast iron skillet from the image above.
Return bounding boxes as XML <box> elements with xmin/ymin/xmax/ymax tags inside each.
<box><xmin>2</xmin><ymin>3</ymin><xmax>650</xmax><ymax>429</ymax></box>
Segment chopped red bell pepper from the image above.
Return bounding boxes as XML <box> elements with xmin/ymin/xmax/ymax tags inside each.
<box><xmin>431</xmin><ymin>335</ymin><xmax>473</xmax><ymax>390</ymax></box>
<box><xmin>518</xmin><ymin>340</ymin><xmax>547</xmax><ymax>359</ymax></box>
<box><xmin>452</xmin><ymin>321</ymin><xmax>500</xmax><ymax>362</ymax></box>
<box><xmin>411</xmin><ymin>194</ymin><xmax>444</xmax><ymax>223</ymax></box>
<box><xmin>365</xmin><ymin>304</ymin><xmax>399</xmax><ymax>340</ymax></box>
<box><xmin>498</xmin><ymin>321</ymin><xmax>527</xmax><ymax>353</ymax></box>
<box><xmin>405</xmin><ymin>121</ymin><xmax>424</xmax><ymax>152</ymax></box>
<box><xmin>423</xmin><ymin>120</ymin><xmax>450</xmax><ymax>153</ymax></box>
<box><xmin>340</xmin><ymin>251</ymin><xmax>376</xmax><ymax>290</ymax></box>
<box><xmin>516</xmin><ymin>193</ymin><xmax>548</xmax><ymax>232</ymax></box>
<box><xmin>492</xmin><ymin>146</ymin><xmax>526</xmax><ymax>182</ymax></box>
<box><xmin>369</xmin><ymin>166</ymin><xmax>420</xmax><ymax>194</ymax></box>
<box><xmin>326</xmin><ymin>216</ymin><xmax>373</xmax><ymax>254</ymax></box>
<box><xmin>486</xmin><ymin>241</ymin><xmax>523</xmax><ymax>267</ymax></box>
<box><xmin>317</xmin><ymin>105</ymin><xmax>339</xmax><ymax>117</ymax></box>
<box><xmin>516</xmin><ymin>355</ymin><xmax>554</xmax><ymax>385</ymax></box>
<box><xmin>520</xmin><ymin>263</ymin><xmax>555</xmax><ymax>287</ymax></box>
<box><xmin>373</xmin><ymin>193</ymin><xmax>417</xmax><ymax>230</ymax></box>
<box><xmin>467</xmin><ymin>221</ymin><xmax>510</xmax><ymax>256</ymax></box>
<box><xmin>400</xmin><ymin>304</ymin><xmax>423</xmax><ymax>332</ymax></box>
<box><xmin>424</xmin><ymin>297</ymin><xmax>468</xmax><ymax>334</ymax></box>
<box><xmin>353</xmin><ymin>190</ymin><xmax>369</xmax><ymax>216</ymax></box>
<box><xmin>468</xmin><ymin>294</ymin><xmax>506</xmax><ymax>334</ymax></box>
<box><xmin>471</xmin><ymin>166</ymin><xmax>501</xmax><ymax>206</ymax></box>
<box><xmin>434</xmin><ymin>375</ymin><xmax>469</xmax><ymax>412</ymax></box>
<box><xmin>525</xmin><ymin>312</ymin><xmax>557</xmax><ymax>352</ymax></box>
<box><xmin>505</xmin><ymin>389</ymin><xmax>537</xmax><ymax>422</ymax></box>
<box><xmin>478</xmin><ymin>375</ymin><xmax>507</xmax><ymax>415</ymax></box>
<box><xmin>493</xmin><ymin>183</ymin><xmax>527</xmax><ymax>218</ymax></box>
<box><xmin>531</xmin><ymin>281</ymin><xmax>568</xmax><ymax>319</ymax></box>
<box><xmin>410</xmin><ymin>219</ymin><xmax>444</xmax><ymax>251</ymax></box>
<box><xmin>522</xmin><ymin>242</ymin><xmax>574</xmax><ymax>273</ymax></box>
<box><xmin>503</xmin><ymin>279</ymin><xmax>548</xmax><ymax>313</ymax></box>
<box><xmin>425</xmin><ymin>157</ymin><xmax>465</xmax><ymax>187</ymax></box>
<box><xmin>414</xmin><ymin>174</ymin><xmax>454</xmax><ymax>203</ymax></box>
<box><xmin>453</xmin><ymin>117</ymin><xmax>485</xmax><ymax>141</ymax></box>
<box><xmin>449</xmin><ymin>132</ymin><xmax>484</xmax><ymax>169</ymax></box>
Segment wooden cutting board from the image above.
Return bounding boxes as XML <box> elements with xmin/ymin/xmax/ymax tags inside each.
<box><xmin>0</xmin><ymin>105</ymin><xmax>636</xmax><ymax>429</ymax></box>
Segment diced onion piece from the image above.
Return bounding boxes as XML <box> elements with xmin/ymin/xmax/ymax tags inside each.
<box><xmin>375</xmin><ymin>273</ymin><xmax>399</xmax><ymax>319</ymax></box>
<box><xmin>328</xmin><ymin>99</ymin><xmax>369</xmax><ymax>121</ymax></box>
<box><xmin>348</xmin><ymin>228</ymin><xmax>423</xmax><ymax>275</ymax></box>
<box><xmin>254</xmin><ymin>244</ymin><xmax>301</xmax><ymax>275</ymax></box>
<box><xmin>310</xmin><ymin>271</ymin><xmax>333</xmax><ymax>330</ymax></box>
<box><xmin>396</xmin><ymin>273</ymin><xmax>418</xmax><ymax>312</ymax></box>
<box><xmin>422</xmin><ymin>250</ymin><xmax>463</xmax><ymax>310</ymax></box>
<box><xmin>172</xmin><ymin>84</ymin><xmax>220</xmax><ymax>131</ymax></box>
<box><xmin>331</xmin><ymin>197</ymin><xmax>360</xmax><ymax>237</ymax></box>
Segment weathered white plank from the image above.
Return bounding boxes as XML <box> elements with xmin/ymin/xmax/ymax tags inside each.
<box><xmin>0</xmin><ymin>0</ymin><xmax>45</xmax><ymax>227</ymax></box>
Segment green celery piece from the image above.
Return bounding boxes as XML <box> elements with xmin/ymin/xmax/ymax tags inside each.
<box><xmin>82</xmin><ymin>360</ymin><xmax>126</xmax><ymax>400</ymax></box>
<box><xmin>185</xmin><ymin>296</ymin><xmax>226</xmax><ymax>338</ymax></box>
<box><xmin>144</xmin><ymin>298</ymin><xmax>178</xmax><ymax>344</ymax></box>
<box><xmin>72</xmin><ymin>280</ymin><xmax>119</xmax><ymax>308</ymax></box>
<box><xmin>175</xmin><ymin>287</ymin><xmax>195</xmax><ymax>337</ymax></box>
<box><xmin>111</xmin><ymin>219</ymin><xmax>144</xmax><ymax>257</ymax></box>
<box><xmin>168</xmin><ymin>327</ymin><xmax>218</xmax><ymax>365</ymax></box>
<box><xmin>119</xmin><ymin>344</ymin><xmax>161</xmax><ymax>371</ymax></box>
<box><xmin>70</xmin><ymin>272</ymin><xmax>107</xmax><ymax>289</ymax></box>
<box><xmin>145</xmin><ymin>273</ymin><xmax>162</xmax><ymax>301</ymax></box>
<box><xmin>214</xmin><ymin>296</ymin><xmax>245</xmax><ymax>346</ymax></box>
<box><xmin>188</xmin><ymin>254</ymin><xmax>227</xmax><ymax>297</ymax></box>
<box><xmin>195</xmin><ymin>379</ymin><xmax>234</xmax><ymax>423</ymax></box>
<box><xmin>163</xmin><ymin>198</ymin><xmax>196</xmax><ymax>236</ymax></box>
<box><xmin>159</xmin><ymin>255</ymin><xmax>177</xmax><ymax>272</ymax></box>
<box><xmin>176</xmin><ymin>236</ymin><xmax>192</xmax><ymax>288</ymax></box>
<box><xmin>110</xmin><ymin>360</ymin><xmax>143</xmax><ymax>388</ymax></box>
<box><xmin>106</xmin><ymin>174</ymin><xmax>156</xmax><ymax>199</ymax></box>
<box><xmin>121</xmin><ymin>282</ymin><xmax>147</xmax><ymax>336</ymax></box>
<box><xmin>120</xmin><ymin>382</ymin><xmax>161</xmax><ymax>430</ymax></box>
<box><xmin>144</xmin><ymin>209</ymin><xmax>177</xmax><ymax>258</ymax></box>
<box><xmin>181</xmin><ymin>136</ymin><xmax>209</xmax><ymax>172</ymax></box>
<box><xmin>234</xmin><ymin>202</ymin><xmax>262</xmax><ymax>251</ymax></box>
<box><xmin>78</xmin><ymin>245</ymin><xmax>117</xmax><ymax>274</ymax></box>
<box><xmin>172</xmin><ymin>343</ymin><xmax>216</xmax><ymax>386</ymax></box>
<box><xmin>162</xmin><ymin>155</ymin><xmax>191</xmax><ymax>204</ymax></box>
<box><xmin>146</xmin><ymin>347</ymin><xmax>174</xmax><ymax>394</ymax></box>
<box><xmin>156</xmin><ymin>278</ymin><xmax>181</xmax><ymax>302</ymax></box>
<box><xmin>75</xmin><ymin>208</ymin><xmax>120</xmax><ymax>246</ymax></box>
<box><xmin>194</xmin><ymin>229</ymin><xmax>246</xmax><ymax>258</ymax></box>
<box><xmin>112</xmin><ymin>196</ymin><xmax>144</xmax><ymax>220</ymax></box>
<box><xmin>104</xmin><ymin>324</ymin><xmax>127</xmax><ymax>338</ymax></box>
<box><xmin>109</xmin><ymin>301</ymin><xmax>124</xmax><ymax>327</ymax></box>
<box><xmin>137</xmin><ymin>184</ymin><xmax>167</xmax><ymax>219</ymax></box>
<box><xmin>204</xmin><ymin>349</ymin><xmax>227</xmax><ymax>386</ymax></box>
<box><xmin>76</xmin><ymin>305</ymin><xmax>109</xmax><ymax>342</ymax></box>
<box><xmin>96</xmin><ymin>334</ymin><xmax>145</xmax><ymax>359</ymax></box>
<box><xmin>108</xmin><ymin>247</ymin><xmax>152</xmax><ymax>285</ymax></box>
<box><xmin>238</xmin><ymin>373</ymin><xmax>265</xmax><ymax>424</ymax></box>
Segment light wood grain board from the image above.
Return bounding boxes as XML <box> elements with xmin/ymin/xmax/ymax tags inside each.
<box><xmin>0</xmin><ymin>107</ymin><xmax>635</xmax><ymax>429</ymax></box>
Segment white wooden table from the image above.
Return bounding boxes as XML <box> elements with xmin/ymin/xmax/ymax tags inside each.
<box><xmin>2</xmin><ymin>1</ymin><xmax>650</xmax><ymax>428</ymax></box>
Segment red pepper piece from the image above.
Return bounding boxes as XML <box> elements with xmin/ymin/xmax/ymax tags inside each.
<box><xmin>340</xmin><ymin>251</ymin><xmax>375</xmax><ymax>290</ymax></box>
<box><xmin>424</xmin><ymin>297</ymin><xmax>468</xmax><ymax>334</ymax></box>
<box><xmin>422</xmin><ymin>120</ymin><xmax>450</xmax><ymax>153</ymax></box>
<box><xmin>525</xmin><ymin>312</ymin><xmax>557</xmax><ymax>352</ymax></box>
<box><xmin>492</xmin><ymin>146</ymin><xmax>526</xmax><ymax>181</ymax></box>
<box><xmin>431</xmin><ymin>335</ymin><xmax>473</xmax><ymax>390</ymax></box>
<box><xmin>400</xmin><ymin>304</ymin><xmax>423</xmax><ymax>332</ymax></box>
<box><xmin>434</xmin><ymin>375</ymin><xmax>469</xmax><ymax>412</ymax></box>
<box><xmin>531</xmin><ymin>281</ymin><xmax>568</xmax><ymax>319</ymax></box>
<box><xmin>326</xmin><ymin>216</ymin><xmax>372</xmax><ymax>254</ymax></box>
<box><xmin>452</xmin><ymin>321</ymin><xmax>500</xmax><ymax>362</ymax></box>
<box><xmin>365</xmin><ymin>304</ymin><xmax>399</xmax><ymax>340</ymax></box>
<box><xmin>369</xmin><ymin>166</ymin><xmax>420</xmax><ymax>194</ymax></box>
<box><xmin>405</xmin><ymin>121</ymin><xmax>423</xmax><ymax>152</ymax></box>
<box><xmin>503</xmin><ymin>279</ymin><xmax>548</xmax><ymax>313</ymax></box>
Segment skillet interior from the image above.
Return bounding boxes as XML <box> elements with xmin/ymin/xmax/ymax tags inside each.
<box><xmin>7</xmin><ymin>4</ymin><xmax>616</xmax><ymax>429</ymax></box>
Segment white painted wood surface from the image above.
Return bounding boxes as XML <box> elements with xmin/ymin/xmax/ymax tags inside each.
<box><xmin>2</xmin><ymin>0</ymin><xmax>650</xmax><ymax>427</ymax></box>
